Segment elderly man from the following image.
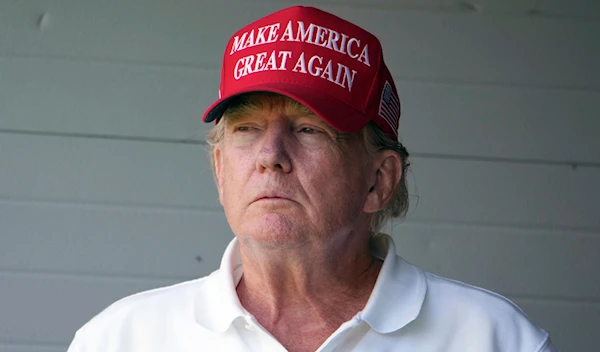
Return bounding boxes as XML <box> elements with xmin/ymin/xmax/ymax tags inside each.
<box><xmin>68</xmin><ymin>6</ymin><xmax>557</xmax><ymax>352</ymax></box>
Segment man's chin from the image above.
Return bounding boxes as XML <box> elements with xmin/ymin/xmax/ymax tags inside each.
<box><xmin>236</xmin><ymin>223</ymin><xmax>311</xmax><ymax>250</ymax></box>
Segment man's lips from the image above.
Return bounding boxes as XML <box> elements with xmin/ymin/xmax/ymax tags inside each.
<box><xmin>251</xmin><ymin>193</ymin><xmax>295</xmax><ymax>204</ymax></box>
<box><xmin>254</xmin><ymin>196</ymin><xmax>289</xmax><ymax>202</ymax></box>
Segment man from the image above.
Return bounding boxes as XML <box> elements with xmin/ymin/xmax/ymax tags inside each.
<box><xmin>68</xmin><ymin>6</ymin><xmax>557</xmax><ymax>352</ymax></box>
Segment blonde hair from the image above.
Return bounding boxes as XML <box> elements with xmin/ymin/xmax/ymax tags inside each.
<box><xmin>207</xmin><ymin>92</ymin><xmax>410</xmax><ymax>233</ymax></box>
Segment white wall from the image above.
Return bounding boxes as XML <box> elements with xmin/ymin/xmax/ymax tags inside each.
<box><xmin>1</xmin><ymin>0</ymin><xmax>599</xmax><ymax>351</ymax></box>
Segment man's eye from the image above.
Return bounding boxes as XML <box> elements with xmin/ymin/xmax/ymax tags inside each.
<box><xmin>299</xmin><ymin>127</ymin><xmax>317</xmax><ymax>134</ymax></box>
<box><xmin>234</xmin><ymin>126</ymin><xmax>251</xmax><ymax>132</ymax></box>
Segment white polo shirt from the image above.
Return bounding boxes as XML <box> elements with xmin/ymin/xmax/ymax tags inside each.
<box><xmin>68</xmin><ymin>235</ymin><xmax>557</xmax><ymax>351</ymax></box>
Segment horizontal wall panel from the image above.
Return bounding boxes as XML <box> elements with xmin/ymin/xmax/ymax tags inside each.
<box><xmin>0</xmin><ymin>134</ymin><xmax>219</xmax><ymax>209</ymax></box>
<box><xmin>0</xmin><ymin>0</ymin><xmax>598</xmax><ymax>88</ymax></box>
<box><xmin>0</xmin><ymin>57</ymin><xmax>218</xmax><ymax>140</ymax></box>
<box><xmin>2</xmin><ymin>57</ymin><xmax>598</xmax><ymax>163</ymax></box>
<box><xmin>1</xmin><ymin>274</ymin><xmax>595</xmax><ymax>350</ymax></box>
<box><xmin>537</xmin><ymin>0</ymin><xmax>600</xmax><ymax>20</ymax></box>
<box><xmin>0</xmin><ymin>345</ymin><xmax>65</xmax><ymax>352</ymax></box>
<box><xmin>3</xmin><ymin>198</ymin><xmax>597</xmax><ymax>301</ymax></box>
<box><xmin>391</xmin><ymin>222</ymin><xmax>600</xmax><ymax>300</ymax></box>
<box><xmin>406</xmin><ymin>157</ymin><xmax>600</xmax><ymax>230</ymax></box>
<box><xmin>397</xmin><ymin>81</ymin><xmax>600</xmax><ymax>163</ymax></box>
<box><xmin>255</xmin><ymin>0</ymin><xmax>600</xmax><ymax>20</ymax></box>
<box><xmin>267</xmin><ymin>0</ymin><xmax>444</xmax><ymax>11</ymax></box>
<box><xmin>2</xmin><ymin>134</ymin><xmax>599</xmax><ymax>229</ymax></box>
<box><xmin>0</xmin><ymin>274</ymin><xmax>173</xmax><ymax>345</ymax></box>
<box><xmin>513</xmin><ymin>298</ymin><xmax>600</xmax><ymax>352</ymax></box>
<box><xmin>0</xmin><ymin>202</ymin><xmax>232</xmax><ymax>279</ymax></box>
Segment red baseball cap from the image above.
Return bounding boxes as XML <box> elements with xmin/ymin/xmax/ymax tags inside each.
<box><xmin>202</xmin><ymin>6</ymin><xmax>401</xmax><ymax>140</ymax></box>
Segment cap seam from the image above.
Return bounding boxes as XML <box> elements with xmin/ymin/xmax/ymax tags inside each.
<box><xmin>364</xmin><ymin>46</ymin><xmax>383</xmax><ymax>113</ymax></box>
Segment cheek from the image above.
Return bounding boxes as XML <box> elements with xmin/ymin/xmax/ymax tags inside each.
<box><xmin>306</xmin><ymin>155</ymin><xmax>369</xmax><ymax>204</ymax></box>
<box><xmin>219</xmin><ymin>151</ymin><xmax>256</xmax><ymax>200</ymax></box>
<box><xmin>312</xmin><ymin>148</ymin><xmax>365</xmax><ymax>182</ymax></box>
<box><xmin>301</xmin><ymin>159</ymin><xmax>361</xmax><ymax>200</ymax></box>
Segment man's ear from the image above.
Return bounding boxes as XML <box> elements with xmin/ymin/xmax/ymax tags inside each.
<box><xmin>213</xmin><ymin>147</ymin><xmax>224</xmax><ymax>206</ymax></box>
<box><xmin>363</xmin><ymin>150</ymin><xmax>403</xmax><ymax>214</ymax></box>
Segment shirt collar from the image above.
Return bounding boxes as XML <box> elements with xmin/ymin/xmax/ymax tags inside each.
<box><xmin>194</xmin><ymin>238</ymin><xmax>247</xmax><ymax>332</ymax></box>
<box><xmin>194</xmin><ymin>234</ymin><xmax>427</xmax><ymax>334</ymax></box>
<box><xmin>360</xmin><ymin>234</ymin><xmax>427</xmax><ymax>333</ymax></box>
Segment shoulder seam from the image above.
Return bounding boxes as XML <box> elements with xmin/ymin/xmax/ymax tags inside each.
<box><xmin>424</xmin><ymin>271</ymin><xmax>528</xmax><ymax>315</ymax></box>
<box><xmin>533</xmin><ymin>333</ymin><xmax>552</xmax><ymax>352</ymax></box>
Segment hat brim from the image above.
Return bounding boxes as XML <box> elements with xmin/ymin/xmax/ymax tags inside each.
<box><xmin>202</xmin><ymin>82</ymin><xmax>368</xmax><ymax>134</ymax></box>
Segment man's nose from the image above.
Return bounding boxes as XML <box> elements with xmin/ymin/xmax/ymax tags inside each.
<box><xmin>255</xmin><ymin>125</ymin><xmax>292</xmax><ymax>173</ymax></box>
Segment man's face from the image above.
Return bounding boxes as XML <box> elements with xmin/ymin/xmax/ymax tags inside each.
<box><xmin>213</xmin><ymin>97</ymin><xmax>376</xmax><ymax>249</ymax></box>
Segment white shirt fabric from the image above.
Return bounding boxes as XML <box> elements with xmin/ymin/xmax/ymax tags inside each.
<box><xmin>68</xmin><ymin>235</ymin><xmax>557</xmax><ymax>352</ymax></box>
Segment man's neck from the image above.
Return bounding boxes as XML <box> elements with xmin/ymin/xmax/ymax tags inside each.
<box><xmin>235</xmin><ymin>234</ymin><xmax>382</xmax><ymax>351</ymax></box>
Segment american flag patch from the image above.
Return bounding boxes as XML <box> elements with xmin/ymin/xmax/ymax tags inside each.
<box><xmin>378</xmin><ymin>81</ymin><xmax>400</xmax><ymax>133</ymax></box>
